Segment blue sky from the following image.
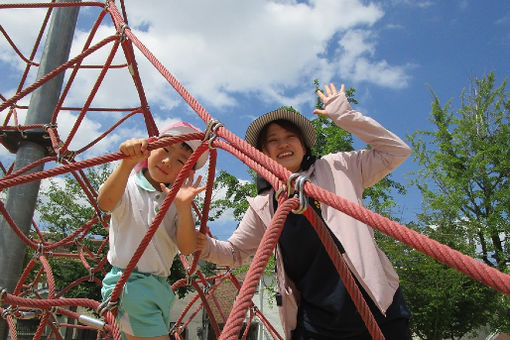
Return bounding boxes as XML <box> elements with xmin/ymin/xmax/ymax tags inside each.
<box><xmin>1</xmin><ymin>1</ymin><xmax>509</xmax><ymax>240</ymax></box>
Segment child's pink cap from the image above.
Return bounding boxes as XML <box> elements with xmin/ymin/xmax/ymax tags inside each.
<box><xmin>134</xmin><ymin>122</ymin><xmax>208</xmax><ymax>173</ymax></box>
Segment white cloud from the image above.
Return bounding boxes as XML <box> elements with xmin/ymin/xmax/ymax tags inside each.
<box><xmin>337</xmin><ymin>29</ymin><xmax>411</xmax><ymax>88</ymax></box>
<box><xmin>1</xmin><ymin>0</ymin><xmax>412</xmax><ymax>119</ymax></box>
<box><xmin>385</xmin><ymin>0</ymin><xmax>434</xmax><ymax>9</ymax></box>
<box><xmin>1</xmin><ymin>0</ymin><xmax>414</xmax><ymax>183</ymax></box>
<box><xmin>115</xmin><ymin>0</ymin><xmax>401</xmax><ymax>110</ymax></box>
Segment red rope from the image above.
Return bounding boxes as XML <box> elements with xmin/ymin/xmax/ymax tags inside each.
<box><xmin>303</xmin><ymin>206</ymin><xmax>383</xmax><ymax>339</ymax></box>
<box><xmin>220</xmin><ymin>198</ymin><xmax>298</xmax><ymax>339</ymax></box>
<box><xmin>2</xmin><ymin>3</ymin><xmax>510</xmax><ymax>339</ymax></box>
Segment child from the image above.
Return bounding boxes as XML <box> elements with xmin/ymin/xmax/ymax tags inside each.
<box><xmin>197</xmin><ymin>83</ymin><xmax>413</xmax><ymax>339</ymax></box>
<box><xmin>98</xmin><ymin>121</ymin><xmax>207</xmax><ymax>340</ymax></box>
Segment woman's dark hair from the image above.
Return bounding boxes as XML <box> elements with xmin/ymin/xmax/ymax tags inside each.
<box><xmin>256</xmin><ymin>119</ymin><xmax>307</xmax><ymax>151</ymax></box>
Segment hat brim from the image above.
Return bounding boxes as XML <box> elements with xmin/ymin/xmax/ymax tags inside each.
<box><xmin>245</xmin><ymin>109</ymin><xmax>316</xmax><ymax>149</ymax></box>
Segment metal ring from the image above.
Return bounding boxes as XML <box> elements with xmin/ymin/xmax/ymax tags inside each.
<box><xmin>203</xmin><ymin>119</ymin><xmax>219</xmax><ymax>141</ymax></box>
<box><xmin>286</xmin><ymin>173</ymin><xmax>300</xmax><ymax>197</ymax></box>
<box><xmin>291</xmin><ymin>175</ymin><xmax>310</xmax><ymax>214</ymax></box>
<box><xmin>209</xmin><ymin>121</ymin><xmax>224</xmax><ymax>149</ymax></box>
<box><xmin>275</xmin><ymin>186</ymin><xmax>286</xmax><ymax>200</ymax></box>
<box><xmin>203</xmin><ymin>119</ymin><xmax>223</xmax><ymax>150</ymax></box>
<box><xmin>0</xmin><ymin>287</ymin><xmax>7</xmax><ymax>304</ymax></box>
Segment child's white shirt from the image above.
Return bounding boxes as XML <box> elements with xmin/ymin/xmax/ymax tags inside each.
<box><xmin>106</xmin><ymin>171</ymin><xmax>179</xmax><ymax>277</ymax></box>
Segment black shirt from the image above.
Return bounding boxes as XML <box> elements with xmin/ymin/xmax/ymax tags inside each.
<box><xmin>276</xmin><ymin>197</ymin><xmax>411</xmax><ymax>338</ymax></box>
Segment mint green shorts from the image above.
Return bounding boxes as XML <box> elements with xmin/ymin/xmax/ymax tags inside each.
<box><xmin>101</xmin><ymin>267</ymin><xmax>175</xmax><ymax>338</ymax></box>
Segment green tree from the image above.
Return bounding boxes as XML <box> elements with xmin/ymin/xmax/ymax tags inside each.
<box><xmin>34</xmin><ymin>164</ymin><xmax>111</xmax><ymax>301</ymax></box>
<box><xmin>407</xmin><ymin>71</ymin><xmax>510</xmax><ymax>336</ymax></box>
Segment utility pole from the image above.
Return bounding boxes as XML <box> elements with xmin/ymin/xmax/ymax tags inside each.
<box><xmin>0</xmin><ymin>1</ymin><xmax>80</xmax><ymax>338</ymax></box>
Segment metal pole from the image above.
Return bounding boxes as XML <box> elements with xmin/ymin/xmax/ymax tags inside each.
<box><xmin>0</xmin><ymin>2</ymin><xmax>80</xmax><ymax>338</ymax></box>
<box><xmin>258</xmin><ymin>278</ymin><xmax>264</xmax><ymax>340</ymax></box>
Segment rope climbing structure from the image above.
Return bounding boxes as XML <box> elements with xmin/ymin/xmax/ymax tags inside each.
<box><xmin>0</xmin><ymin>2</ymin><xmax>509</xmax><ymax>340</ymax></box>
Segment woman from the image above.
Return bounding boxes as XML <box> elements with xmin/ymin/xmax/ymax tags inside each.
<box><xmin>198</xmin><ymin>83</ymin><xmax>412</xmax><ymax>339</ymax></box>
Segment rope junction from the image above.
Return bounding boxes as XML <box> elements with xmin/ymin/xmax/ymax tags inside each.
<box><xmin>0</xmin><ymin>2</ymin><xmax>509</xmax><ymax>339</ymax></box>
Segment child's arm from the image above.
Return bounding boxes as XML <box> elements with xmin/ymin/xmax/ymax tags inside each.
<box><xmin>97</xmin><ymin>138</ymin><xmax>150</xmax><ymax>211</ymax></box>
<box><xmin>162</xmin><ymin>174</ymin><xmax>206</xmax><ymax>255</ymax></box>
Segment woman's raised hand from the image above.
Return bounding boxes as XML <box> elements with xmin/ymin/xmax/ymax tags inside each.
<box><xmin>313</xmin><ymin>83</ymin><xmax>345</xmax><ymax>118</ymax></box>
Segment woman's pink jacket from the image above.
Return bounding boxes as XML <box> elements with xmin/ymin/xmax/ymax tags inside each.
<box><xmin>200</xmin><ymin>92</ymin><xmax>411</xmax><ymax>339</ymax></box>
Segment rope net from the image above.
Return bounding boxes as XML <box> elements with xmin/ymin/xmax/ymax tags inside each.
<box><xmin>0</xmin><ymin>2</ymin><xmax>509</xmax><ymax>340</ymax></box>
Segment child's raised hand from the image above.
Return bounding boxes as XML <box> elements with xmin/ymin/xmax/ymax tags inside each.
<box><xmin>313</xmin><ymin>83</ymin><xmax>345</xmax><ymax>119</ymax></box>
<box><xmin>164</xmin><ymin>173</ymin><xmax>206</xmax><ymax>209</ymax></box>
<box><xmin>119</xmin><ymin>138</ymin><xmax>150</xmax><ymax>167</ymax></box>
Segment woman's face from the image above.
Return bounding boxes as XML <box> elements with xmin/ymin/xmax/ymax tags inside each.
<box><xmin>262</xmin><ymin>122</ymin><xmax>305</xmax><ymax>172</ymax></box>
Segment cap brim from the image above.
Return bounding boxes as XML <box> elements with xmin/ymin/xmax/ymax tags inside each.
<box><xmin>159</xmin><ymin>125</ymin><xmax>208</xmax><ymax>169</ymax></box>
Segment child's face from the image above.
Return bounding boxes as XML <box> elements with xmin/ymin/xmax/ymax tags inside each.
<box><xmin>262</xmin><ymin>122</ymin><xmax>305</xmax><ymax>173</ymax></box>
<box><xmin>145</xmin><ymin>142</ymin><xmax>193</xmax><ymax>189</ymax></box>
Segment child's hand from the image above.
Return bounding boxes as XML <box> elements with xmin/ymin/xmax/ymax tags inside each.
<box><xmin>313</xmin><ymin>83</ymin><xmax>345</xmax><ymax>118</ymax></box>
<box><xmin>119</xmin><ymin>138</ymin><xmax>150</xmax><ymax>167</ymax></box>
<box><xmin>195</xmin><ymin>231</ymin><xmax>208</xmax><ymax>252</ymax></box>
<box><xmin>163</xmin><ymin>174</ymin><xmax>206</xmax><ymax>209</ymax></box>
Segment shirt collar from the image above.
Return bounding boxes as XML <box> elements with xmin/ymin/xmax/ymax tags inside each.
<box><xmin>135</xmin><ymin>169</ymin><xmax>158</xmax><ymax>192</ymax></box>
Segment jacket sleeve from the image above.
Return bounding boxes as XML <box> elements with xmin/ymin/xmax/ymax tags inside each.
<box><xmin>200</xmin><ymin>204</ymin><xmax>266</xmax><ymax>267</ymax></box>
<box><xmin>324</xmin><ymin>92</ymin><xmax>411</xmax><ymax>188</ymax></box>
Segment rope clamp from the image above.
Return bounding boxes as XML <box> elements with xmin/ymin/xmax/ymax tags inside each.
<box><xmin>203</xmin><ymin>119</ymin><xmax>224</xmax><ymax>150</ymax></box>
<box><xmin>56</xmin><ymin>148</ymin><xmax>76</xmax><ymax>163</ymax></box>
<box><xmin>292</xmin><ymin>175</ymin><xmax>310</xmax><ymax>214</ymax></box>
<box><xmin>33</xmin><ymin>243</ymin><xmax>44</xmax><ymax>259</ymax></box>
<box><xmin>286</xmin><ymin>173</ymin><xmax>301</xmax><ymax>197</ymax></box>
<box><xmin>118</xmin><ymin>24</ymin><xmax>130</xmax><ymax>42</ymax></box>
<box><xmin>74</xmin><ymin>237</ymin><xmax>82</xmax><ymax>247</ymax></box>
<box><xmin>185</xmin><ymin>272</ymin><xmax>193</xmax><ymax>286</ymax></box>
<box><xmin>43</xmin><ymin>124</ymin><xmax>57</xmax><ymax>139</ymax></box>
<box><xmin>280</xmin><ymin>173</ymin><xmax>310</xmax><ymax>214</ymax></box>
<box><xmin>17</xmin><ymin>125</ymin><xmax>27</xmax><ymax>139</ymax></box>
<box><xmin>0</xmin><ymin>287</ymin><xmax>7</xmax><ymax>304</ymax></box>
<box><xmin>88</xmin><ymin>267</ymin><xmax>95</xmax><ymax>282</ymax></box>
<box><xmin>275</xmin><ymin>186</ymin><xmax>284</xmax><ymax>200</ymax></box>
<box><xmin>97</xmin><ymin>297</ymin><xmax>119</xmax><ymax>316</ymax></box>
<box><xmin>1</xmin><ymin>306</ymin><xmax>17</xmax><ymax>319</ymax></box>
<box><xmin>169</xmin><ymin>322</ymin><xmax>182</xmax><ymax>335</ymax></box>
<box><xmin>43</xmin><ymin>123</ymin><xmax>57</xmax><ymax>130</ymax></box>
